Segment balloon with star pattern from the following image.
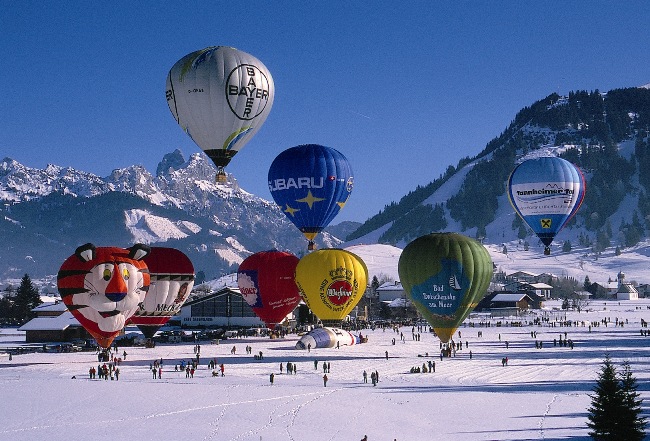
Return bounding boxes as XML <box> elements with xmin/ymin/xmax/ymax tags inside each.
<box><xmin>268</xmin><ymin>144</ymin><xmax>354</xmax><ymax>250</ymax></box>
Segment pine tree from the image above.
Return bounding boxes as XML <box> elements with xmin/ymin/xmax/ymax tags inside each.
<box><xmin>618</xmin><ymin>361</ymin><xmax>647</xmax><ymax>441</ymax></box>
<box><xmin>587</xmin><ymin>357</ymin><xmax>647</xmax><ymax>440</ymax></box>
<box><xmin>12</xmin><ymin>274</ymin><xmax>42</xmax><ymax>323</ymax></box>
<box><xmin>587</xmin><ymin>355</ymin><xmax>624</xmax><ymax>439</ymax></box>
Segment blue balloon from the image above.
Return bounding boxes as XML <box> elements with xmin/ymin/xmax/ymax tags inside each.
<box><xmin>268</xmin><ymin>144</ymin><xmax>353</xmax><ymax>249</ymax></box>
<box><xmin>508</xmin><ymin>157</ymin><xmax>585</xmax><ymax>255</ymax></box>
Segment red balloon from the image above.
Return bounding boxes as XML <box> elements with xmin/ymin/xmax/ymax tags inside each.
<box><xmin>129</xmin><ymin>247</ymin><xmax>195</xmax><ymax>338</ymax></box>
<box><xmin>237</xmin><ymin>251</ymin><xmax>301</xmax><ymax>329</ymax></box>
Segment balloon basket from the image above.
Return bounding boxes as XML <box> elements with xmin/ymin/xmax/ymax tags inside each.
<box><xmin>544</xmin><ymin>247</ymin><xmax>551</xmax><ymax>256</ymax></box>
<box><xmin>307</xmin><ymin>241</ymin><xmax>316</xmax><ymax>251</ymax></box>
<box><xmin>215</xmin><ymin>171</ymin><xmax>227</xmax><ymax>183</ymax></box>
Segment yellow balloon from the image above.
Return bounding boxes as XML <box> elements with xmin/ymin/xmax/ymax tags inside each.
<box><xmin>295</xmin><ymin>249</ymin><xmax>368</xmax><ymax>326</ymax></box>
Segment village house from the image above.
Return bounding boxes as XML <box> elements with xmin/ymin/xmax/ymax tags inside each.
<box><xmin>617</xmin><ymin>282</ymin><xmax>639</xmax><ymax>301</ymax></box>
<box><xmin>18</xmin><ymin>301</ymin><xmax>91</xmax><ymax>343</ymax></box>
<box><xmin>476</xmin><ymin>291</ymin><xmax>542</xmax><ymax>317</ymax></box>
<box><xmin>506</xmin><ymin>271</ymin><xmax>538</xmax><ymax>283</ymax></box>
<box><xmin>375</xmin><ymin>281</ymin><xmax>404</xmax><ymax>302</ymax></box>
<box><xmin>523</xmin><ymin>282</ymin><xmax>553</xmax><ymax>300</ymax></box>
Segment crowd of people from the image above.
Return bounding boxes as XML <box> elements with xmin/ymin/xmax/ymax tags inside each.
<box><xmin>74</xmin><ymin>311</ymin><xmax>650</xmax><ymax>392</ymax></box>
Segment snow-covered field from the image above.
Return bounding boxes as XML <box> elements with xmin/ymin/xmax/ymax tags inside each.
<box><xmin>1</xmin><ymin>300</ymin><xmax>649</xmax><ymax>441</ymax></box>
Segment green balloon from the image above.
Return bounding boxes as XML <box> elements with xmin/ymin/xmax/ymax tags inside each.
<box><xmin>398</xmin><ymin>233</ymin><xmax>493</xmax><ymax>343</ymax></box>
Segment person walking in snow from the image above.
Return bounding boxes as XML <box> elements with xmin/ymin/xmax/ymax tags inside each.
<box><xmin>363</xmin><ymin>370</ymin><xmax>368</xmax><ymax>383</ymax></box>
<box><xmin>323</xmin><ymin>374</ymin><xmax>328</xmax><ymax>387</ymax></box>
<box><xmin>270</xmin><ymin>373</ymin><xmax>274</xmax><ymax>384</ymax></box>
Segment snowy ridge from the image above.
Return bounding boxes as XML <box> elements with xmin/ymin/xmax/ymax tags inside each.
<box><xmin>0</xmin><ymin>150</ymin><xmax>336</xmax><ymax>279</ymax></box>
<box><xmin>0</xmin><ymin>157</ymin><xmax>109</xmax><ymax>201</ymax></box>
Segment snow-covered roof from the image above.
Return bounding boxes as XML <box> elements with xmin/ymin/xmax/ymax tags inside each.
<box><xmin>18</xmin><ymin>311</ymin><xmax>81</xmax><ymax>331</ymax></box>
<box><xmin>508</xmin><ymin>271</ymin><xmax>537</xmax><ymax>277</ymax></box>
<box><xmin>574</xmin><ymin>291</ymin><xmax>592</xmax><ymax>297</ymax></box>
<box><xmin>387</xmin><ymin>298</ymin><xmax>411</xmax><ymax>308</ymax></box>
<box><xmin>617</xmin><ymin>283</ymin><xmax>638</xmax><ymax>294</ymax></box>
<box><xmin>377</xmin><ymin>281</ymin><xmax>403</xmax><ymax>291</ymax></box>
<box><xmin>491</xmin><ymin>293</ymin><xmax>529</xmax><ymax>302</ymax></box>
<box><xmin>528</xmin><ymin>283</ymin><xmax>553</xmax><ymax>289</ymax></box>
<box><xmin>32</xmin><ymin>302</ymin><xmax>68</xmax><ymax>312</ymax></box>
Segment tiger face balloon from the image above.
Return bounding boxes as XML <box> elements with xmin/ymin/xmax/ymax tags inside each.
<box><xmin>57</xmin><ymin>243</ymin><xmax>150</xmax><ymax>348</ymax></box>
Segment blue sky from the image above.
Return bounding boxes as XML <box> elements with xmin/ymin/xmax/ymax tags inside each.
<box><xmin>3</xmin><ymin>2</ymin><xmax>650</xmax><ymax>223</ymax></box>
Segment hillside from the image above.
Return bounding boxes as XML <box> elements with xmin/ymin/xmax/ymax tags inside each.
<box><xmin>346</xmin><ymin>87</ymin><xmax>650</xmax><ymax>260</ymax></box>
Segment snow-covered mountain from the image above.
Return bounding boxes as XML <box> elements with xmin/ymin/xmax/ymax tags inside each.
<box><xmin>0</xmin><ymin>150</ymin><xmax>342</xmax><ymax>279</ymax></box>
<box><xmin>5</xmin><ymin>86</ymin><xmax>650</xmax><ymax>287</ymax></box>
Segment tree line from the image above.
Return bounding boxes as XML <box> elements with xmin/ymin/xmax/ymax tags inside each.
<box><xmin>0</xmin><ymin>274</ymin><xmax>43</xmax><ymax>326</ymax></box>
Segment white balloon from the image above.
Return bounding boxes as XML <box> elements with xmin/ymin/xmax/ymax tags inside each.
<box><xmin>166</xmin><ymin>46</ymin><xmax>275</xmax><ymax>177</ymax></box>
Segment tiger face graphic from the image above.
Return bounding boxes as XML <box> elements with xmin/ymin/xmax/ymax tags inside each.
<box><xmin>57</xmin><ymin>243</ymin><xmax>150</xmax><ymax>348</ymax></box>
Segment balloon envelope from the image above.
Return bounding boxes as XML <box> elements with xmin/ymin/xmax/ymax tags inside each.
<box><xmin>398</xmin><ymin>233</ymin><xmax>492</xmax><ymax>343</ymax></box>
<box><xmin>294</xmin><ymin>249</ymin><xmax>367</xmax><ymax>326</ymax></box>
<box><xmin>508</xmin><ymin>157</ymin><xmax>585</xmax><ymax>254</ymax></box>
<box><xmin>166</xmin><ymin>46</ymin><xmax>274</xmax><ymax>179</ymax></box>
<box><xmin>268</xmin><ymin>144</ymin><xmax>353</xmax><ymax>249</ymax></box>
<box><xmin>57</xmin><ymin>244</ymin><xmax>151</xmax><ymax>348</ymax></box>
<box><xmin>295</xmin><ymin>327</ymin><xmax>358</xmax><ymax>349</ymax></box>
<box><xmin>237</xmin><ymin>250</ymin><xmax>301</xmax><ymax>329</ymax></box>
<box><xmin>130</xmin><ymin>247</ymin><xmax>195</xmax><ymax>339</ymax></box>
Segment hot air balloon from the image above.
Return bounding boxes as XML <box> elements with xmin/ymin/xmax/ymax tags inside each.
<box><xmin>237</xmin><ymin>250</ymin><xmax>301</xmax><ymax>329</ymax></box>
<box><xmin>508</xmin><ymin>156</ymin><xmax>585</xmax><ymax>255</ymax></box>
<box><xmin>295</xmin><ymin>327</ymin><xmax>358</xmax><ymax>350</ymax></box>
<box><xmin>166</xmin><ymin>46</ymin><xmax>275</xmax><ymax>182</ymax></box>
<box><xmin>268</xmin><ymin>144</ymin><xmax>354</xmax><ymax>250</ymax></box>
<box><xmin>398</xmin><ymin>233</ymin><xmax>492</xmax><ymax>344</ymax></box>
<box><xmin>129</xmin><ymin>247</ymin><xmax>195</xmax><ymax>339</ymax></box>
<box><xmin>294</xmin><ymin>249</ymin><xmax>367</xmax><ymax>328</ymax></box>
<box><xmin>57</xmin><ymin>243</ymin><xmax>151</xmax><ymax>348</ymax></box>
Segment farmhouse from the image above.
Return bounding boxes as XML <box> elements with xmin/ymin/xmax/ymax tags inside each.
<box><xmin>476</xmin><ymin>291</ymin><xmax>542</xmax><ymax>317</ymax></box>
<box><xmin>18</xmin><ymin>302</ymin><xmax>91</xmax><ymax>343</ymax></box>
